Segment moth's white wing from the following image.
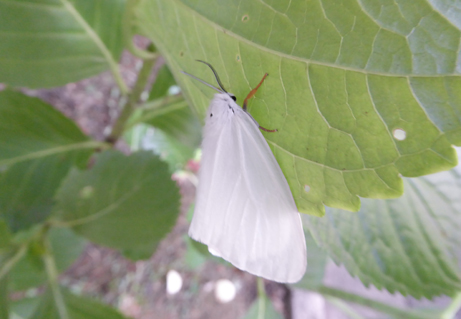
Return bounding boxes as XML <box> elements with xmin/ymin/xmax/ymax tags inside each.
<box><xmin>190</xmin><ymin>101</ymin><xmax>306</xmax><ymax>283</ymax></box>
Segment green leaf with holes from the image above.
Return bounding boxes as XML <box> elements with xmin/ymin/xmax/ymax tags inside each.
<box><xmin>135</xmin><ymin>0</ymin><xmax>460</xmax><ymax>216</ymax></box>
<box><xmin>0</xmin><ymin>0</ymin><xmax>125</xmax><ymax>88</ymax></box>
<box><xmin>306</xmin><ymin>162</ymin><xmax>461</xmax><ymax>298</ymax></box>
<box><xmin>53</xmin><ymin>151</ymin><xmax>181</xmax><ymax>260</ymax></box>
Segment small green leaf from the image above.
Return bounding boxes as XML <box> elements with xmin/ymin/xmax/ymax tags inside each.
<box><xmin>306</xmin><ymin>165</ymin><xmax>461</xmax><ymax>298</ymax></box>
<box><xmin>144</xmin><ymin>125</ymin><xmax>197</xmax><ymax>171</ymax></box>
<box><xmin>0</xmin><ymin>0</ymin><xmax>125</xmax><ymax>88</ymax></box>
<box><xmin>144</xmin><ymin>102</ymin><xmax>202</xmax><ymax>150</ymax></box>
<box><xmin>0</xmin><ymin>90</ymin><xmax>96</xmax><ymax>168</ymax></box>
<box><xmin>183</xmin><ymin>236</ymin><xmax>208</xmax><ymax>270</ymax></box>
<box><xmin>242</xmin><ymin>294</ymin><xmax>283</xmax><ymax>319</ymax></box>
<box><xmin>53</xmin><ymin>150</ymin><xmax>181</xmax><ymax>260</ymax></box>
<box><xmin>9</xmin><ymin>228</ymin><xmax>86</xmax><ymax>292</ymax></box>
<box><xmin>30</xmin><ymin>289</ymin><xmax>129</xmax><ymax>319</ymax></box>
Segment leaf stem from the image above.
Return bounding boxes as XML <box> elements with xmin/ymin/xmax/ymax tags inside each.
<box><xmin>106</xmin><ymin>46</ymin><xmax>157</xmax><ymax>143</ymax></box>
<box><xmin>0</xmin><ymin>244</ymin><xmax>27</xmax><ymax>282</ymax></box>
<box><xmin>256</xmin><ymin>278</ymin><xmax>266</xmax><ymax>319</ymax></box>
<box><xmin>316</xmin><ymin>285</ymin><xmax>435</xmax><ymax>319</ymax></box>
<box><xmin>440</xmin><ymin>292</ymin><xmax>461</xmax><ymax>319</ymax></box>
<box><xmin>43</xmin><ymin>237</ymin><xmax>69</xmax><ymax>319</ymax></box>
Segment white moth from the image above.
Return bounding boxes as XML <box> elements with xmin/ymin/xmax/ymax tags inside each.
<box><xmin>182</xmin><ymin>61</ymin><xmax>307</xmax><ymax>283</ymax></box>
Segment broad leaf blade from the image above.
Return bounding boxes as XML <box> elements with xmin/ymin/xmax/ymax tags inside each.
<box><xmin>0</xmin><ymin>0</ymin><xmax>125</xmax><ymax>88</ymax></box>
<box><xmin>0</xmin><ymin>90</ymin><xmax>95</xmax><ymax>168</ymax></box>
<box><xmin>53</xmin><ymin>151</ymin><xmax>181</xmax><ymax>260</ymax></box>
<box><xmin>135</xmin><ymin>0</ymin><xmax>460</xmax><ymax>216</ymax></box>
<box><xmin>306</xmin><ymin>165</ymin><xmax>461</xmax><ymax>298</ymax></box>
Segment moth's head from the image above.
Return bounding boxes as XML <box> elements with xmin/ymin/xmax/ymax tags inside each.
<box><xmin>206</xmin><ymin>93</ymin><xmax>238</xmax><ymax>121</ymax></box>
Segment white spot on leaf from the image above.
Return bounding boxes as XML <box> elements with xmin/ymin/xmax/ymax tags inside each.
<box><xmin>393</xmin><ymin>128</ymin><xmax>406</xmax><ymax>141</ymax></box>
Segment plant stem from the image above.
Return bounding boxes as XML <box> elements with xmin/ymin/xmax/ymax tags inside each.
<box><xmin>0</xmin><ymin>244</ymin><xmax>27</xmax><ymax>281</ymax></box>
<box><xmin>316</xmin><ymin>285</ymin><xmax>435</xmax><ymax>319</ymax></box>
<box><xmin>441</xmin><ymin>292</ymin><xmax>461</xmax><ymax>319</ymax></box>
<box><xmin>106</xmin><ymin>47</ymin><xmax>157</xmax><ymax>144</ymax></box>
<box><xmin>256</xmin><ymin>277</ymin><xmax>266</xmax><ymax>319</ymax></box>
<box><xmin>43</xmin><ymin>238</ymin><xmax>69</xmax><ymax>319</ymax></box>
<box><xmin>125</xmin><ymin>97</ymin><xmax>187</xmax><ymax>130</ymax></box>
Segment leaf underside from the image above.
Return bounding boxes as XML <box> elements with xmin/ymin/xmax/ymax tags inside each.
<box><xmin>136</xmin><ymin>0</ymin><xmax>460</xmax><ymax>216</ymax></box>
<box><xmin>306</xmin><ymin>164</ymin><xmax>461</xmax><ymax>298</ymax></box>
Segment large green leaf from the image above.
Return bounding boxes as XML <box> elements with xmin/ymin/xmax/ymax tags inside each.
<box><xmin>53</xmin><ymin>150</ymin><xmax>181</xmax><ymax>260</ymax></box>
<box><xmin>0</xmin><ymin>90</ymin><xmax>97</xmax><ymax>168</ymax></box>
<box><xmin>135</xmin><ymin>0</ymin><xmax>460</xmax><ymax>216</ymax></box>
<box><xmin>0</xmin><ymin>0</ymin><xmax>125</xmax><ymax>88</ymax></box>
<box><xmin>8</xmin><ymin>228</ymin><xmax>86</xmax><ymax>292</ymax></box>
<box><xmin>30</xmin><ymin>289</ymin><xmax>129</xmax><ymax>319</ymax></box>
<box><xmin>306</xmin><ymin>161</ymin><xmax>461</xmax><ymax>298</ymax></box>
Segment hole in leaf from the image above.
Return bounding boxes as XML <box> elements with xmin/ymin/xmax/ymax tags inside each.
<box><xmin>304</xmin><ymin>185</ymin><xmax>310</xmax><ymax>193</ymax></box>
<box><xmin>393</xmin><ymin>128</ymin><xmax>406</xmax><ymax>141</ymax></box>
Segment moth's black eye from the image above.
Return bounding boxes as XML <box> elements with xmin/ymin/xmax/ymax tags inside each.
<box><xmin>231</xmin><ymin>95</ymin><xmax>236</xmax><ymax>102</ymax></box>
<box><xmin>210</xmin><ymin>113</ymin><xmax>213</xmax><ymax>117</ymax></box>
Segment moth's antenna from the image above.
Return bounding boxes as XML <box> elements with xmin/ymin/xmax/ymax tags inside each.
<box><xmin>180</xmin><ymin>71</ymin><xmax>225</xmax><ymax>94</ymax></box>
<box><xmin>196</xmin><ymin>60</ymin><xmax>228</xmax><ymax>93</ymax></box>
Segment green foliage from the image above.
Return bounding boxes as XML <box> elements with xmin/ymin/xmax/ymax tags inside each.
<box><xmin>135</xmin><ymin>0</ymin><xmax>460</xmax><ymax>216</ymax></box>
<box><xmin>8</xmin><ymin>228</ymin><xmax>86</xmax><ymax>292</ymax></box>
<box><xmin>306</xmin><ymin>164</ymin><xmax>461</xmax><ymax>298</ymax></box>
<box><xmin>0</xmin><ymin>0</ymin><xmax>126</xmax><ymax>88</ymax></box>
<box><xmin>53</xmin><ymin>150</ymin><xmax>180</xmax><ymax>260</ymax></box>
<box><xmin>0</xmin><ymin>90</ymin><xmax>94</xmax><ymax>169</ymax></box>
<box><xmin>0</xmin><ymin>0</ymin><xmax>460</xmax><ymax>318</ymax></box>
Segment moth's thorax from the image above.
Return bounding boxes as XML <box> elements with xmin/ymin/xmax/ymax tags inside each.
<box><xmin>205</xmin><ymin>93</ymin><xmax>240</xmax><ymax>124</ymax></box>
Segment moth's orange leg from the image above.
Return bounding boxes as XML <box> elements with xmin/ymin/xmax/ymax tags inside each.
<box><xmin>243</xmin><ymin>73</ymin><xmax>269</xmax><ymax>111</ymax></box>
<box><xmin>243</xmin><ymin>73</ymin><xmax>277</xmax><ymax>133</ymax></box>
